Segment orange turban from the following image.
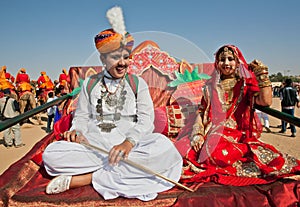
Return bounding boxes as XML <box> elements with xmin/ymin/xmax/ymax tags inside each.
<box><xmin>2</xmin><ymin>65</ymin><xmax>7</xmax><ymax>71</ymax></box>
<box><xmin>20</xmin><ymin>68</ymin><xmax>26</xmax><ymax>73</ymax></box>
<box><xmin>41</xmin><ymin>71</ymin><xmax>46</xmax><ymax>75</ymax></box>
<box><xmin>62</xmin><ymin>68</ymin><xmax>67</xmax><ymax>74</ymax></box>
<box><xmin>94</xmin><ymin>29</ymin><xmax>134</xmax><ymax>54</ymax></box>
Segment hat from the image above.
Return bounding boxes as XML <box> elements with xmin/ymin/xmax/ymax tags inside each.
<box><xmin>94</xmin><ymin>6</ymin><xmax>134</xmax><ymax>54</ymax></box>
<box><xmin>95</xmin><ymin>29</ymin><xmax>134</xmax><ymax>54</ymax></box>
<box><xmin>41</xmin><ymin>71</ymin><xmax>46</xmax><ymax>75</ymax></box>
<box><xmin>20</xmin><ymin>68</ymin><xmax>26</xmax><ymax>73</ymax></box>
<box><xmin>3</xmin><ymin>88</ymin><xmax>11</xmax><ymax>95</ymax></box>
<box><xmin>2</xmin><ymin>65</ymin><xmax>7</xmax><ymax>71</ymax></box>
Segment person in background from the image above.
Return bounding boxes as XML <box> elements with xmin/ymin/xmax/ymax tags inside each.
<box><xmin>37</xmin><ymin>71</ymin><xmax>54</xmax><ymax>91</ymax></box>
<box><xmin>15</xmin><ymin>68</ymin><xmax>32</xmax><ymax>92</ymax></box>
<box><xmin>53</xmin><ymin>88</ymin><xmax>62</xmax><ymax>123</ymax></box>
<box><xmin>58</xmin><ymin>68</ymin><xmax>70</xmax><ymax>95</ymax></box>
<box><xmin>0</xmin><ymin>66</ymin><xmax>15</xmax><ymax>91</ymax></box>
<box><xmin>42</xmin><ymin>6</ymin><xmax>182</xmax><ymax>201</ymax></box>
<box><xmin>255</xmin><ymin>109</ymin><xmax>271</xmax><ymax>133</ymax></box>
<box><xmin>0</xmin><ymin>89</ymin><xmax>24</xmax><ymax>148</ymax></box>
<box><xmin>278</xmin><ymin>78</ymin><xmax>300</xmax><ymax>137</ymax></box>
<box><xmin>2</xmin><ymin>65</ymin><xmax>15</xmax><ymax>83</ymax></box>
<box><xmin>46</xmin><ymin>91</ymin><xmax>55</xmax><ymax>133</ymax></box>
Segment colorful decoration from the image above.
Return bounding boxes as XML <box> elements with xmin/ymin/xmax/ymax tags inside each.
<box><xmin>128</xmin><ymin>44</ymin><xmax>179</xmax><ymax>79</ymax></box>
<box><xmin>168</xmin><ymin>66</ymin><xmax>211</xmax><ymax>88</ymax></box>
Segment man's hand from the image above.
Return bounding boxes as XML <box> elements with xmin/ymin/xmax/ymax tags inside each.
<box><xmin>108</xmin><ymin>140</ymin><xmax>133</xmax><ymax>165</ymax></box>
<box><xmin>63</xmin><ymin>130</ymin><xmax>88</xmax><ymax>144</ymax></box>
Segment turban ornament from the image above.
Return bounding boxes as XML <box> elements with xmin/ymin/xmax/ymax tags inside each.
<box><xmin>94</xmin><ymin>6</ymin><xmax>134</xmax><ymax>54</ymax></box>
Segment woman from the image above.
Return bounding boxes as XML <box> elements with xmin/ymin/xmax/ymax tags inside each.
<box><xmin>180</xmin><ymin>45</ymin><xmax>300</xmax><ymax>185</ymax></box>
<box><xmin>42</xmin><ymin>27</ymin><xmax>182</xmax><ymax>201</ymax></box>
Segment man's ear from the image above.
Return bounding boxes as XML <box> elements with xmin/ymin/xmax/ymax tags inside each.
<box><xmin>100</xmin><ymin>54</ymin><xmax>105</xmax><ymax>63</ymax></box>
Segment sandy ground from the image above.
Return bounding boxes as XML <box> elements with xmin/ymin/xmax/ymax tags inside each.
<box><xmin>0</xmin><ymin>98</ymin><xmax>299</xmax><ymax>175</ymax></box>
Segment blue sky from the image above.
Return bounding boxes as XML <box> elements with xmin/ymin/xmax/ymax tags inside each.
<box><xmin>0</xmin><ymin>0</ymin><xmax>299</xmax><ymax>81</ymax></box>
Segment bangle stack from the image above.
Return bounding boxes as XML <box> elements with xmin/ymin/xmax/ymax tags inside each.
<box><xmin>249</xmin><ymin>59</ymin><xmax>272</xmax><ymax>88</ymax></box>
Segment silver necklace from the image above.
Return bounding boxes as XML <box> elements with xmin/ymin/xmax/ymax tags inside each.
<box><xmin>96</xmin><ymin>76</ymin><xmax>126</xmax><ymax>132</ymax></box>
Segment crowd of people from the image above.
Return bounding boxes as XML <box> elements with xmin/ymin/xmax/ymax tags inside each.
<box><xmin>0</xmin><ymin>66</ymin><xmax>71</xmax><ymax>147</ymax></box>
<box><xmin>0</xmin><ymin>66</ymin><xmax>70</xmax><ymax>98</ymax></box>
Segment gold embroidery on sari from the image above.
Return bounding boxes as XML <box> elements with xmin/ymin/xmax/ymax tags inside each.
<box><xmin>252</xmin><ymin>146</ymin><xmax>280</xmax><ymax>165</ymax></box>
<box><xmin>267</xmin><ymin>155</ymin><xmax>298</xmax><ymax>176</ymax></box>
<box><xmin>224</xmin><ymin>116</ymin><xmax>237</xmax><ymax>129</ymax></box>
<box><xmin>233</xmin><ymin>160</ymin><xmax>261</xmax><ymax>177</ymax></box>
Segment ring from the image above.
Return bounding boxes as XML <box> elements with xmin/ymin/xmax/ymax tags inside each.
<box><xmin>118</xmin><ymin>151</ymin><xmax>125</xmax><ymax>157</ymax></box>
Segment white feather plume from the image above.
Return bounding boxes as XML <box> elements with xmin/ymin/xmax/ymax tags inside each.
<box><xmin>106</xmin><ymin>6</ymin><xmax>126</xmax><ymax>39</ymax></box>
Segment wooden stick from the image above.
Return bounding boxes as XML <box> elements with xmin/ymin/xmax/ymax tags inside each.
<box><xmin>80</xmin><ymin>142</ymin><xmax>194</xmax><ymax>192</ymax></box>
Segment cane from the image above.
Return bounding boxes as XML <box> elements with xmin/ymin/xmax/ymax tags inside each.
<box><xmin>80</xmin><ymin>141</ymin><xmax>194</xmax><ymax>192</ymax></box>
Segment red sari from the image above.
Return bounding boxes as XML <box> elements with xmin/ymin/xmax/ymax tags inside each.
<box><xmin>179</xmin><ymin>46</ymin><xmax>300</xmax><ymax>186</ymax></box>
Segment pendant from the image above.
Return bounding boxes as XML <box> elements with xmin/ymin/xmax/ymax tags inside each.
<box><xmin>105</xmin><ymin>94</ymin><xmax>118</xmax><ymax>107</ymax></box>
<box><xmin>97</xmin><ymin>122</ymin><xmax>116</xmax><ymax>132</ymax></box>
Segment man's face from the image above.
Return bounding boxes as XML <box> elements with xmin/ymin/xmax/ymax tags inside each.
<box><xmin>101</xmin><ymin>48</ymin><xmax>130</xmax><ymax>79</ymax></box>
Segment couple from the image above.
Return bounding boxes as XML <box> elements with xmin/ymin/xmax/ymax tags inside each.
<box><xmin>43</xmin><ymin>7</ymin><xmax>300</xmax><ymax>201</ymax></box>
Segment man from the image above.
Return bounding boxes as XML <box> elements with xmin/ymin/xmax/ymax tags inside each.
<box><xmin>46</xmin><ymin>91</ymin><xmax>55</xmax><ymax>133</ymax></box>
<box><xmin>43</xmin><ymin>6</ymin><xmax>182</xmax><ymax>201</ymax></box>
<box><xmin>58</xmin><ymin>68</ymin><xmax>70</xmax><ymax>94</ymax></box>
<box><xmin>2</xmin><ymin>65</ymin><xmax>15</xmax><ymax>83</ymax></box>
<box><xmin>279</xmin><ymin>78</ymin><xmax>300</xmax><ymax>137</ymax></box>
<box><xmin>15</xmin><ymin>68</ymin><xmax>32</xmax><ymax>92</ymax></box>
<box><xmin>0</xmin><ymin>66</ymin><xmax>15</xmax><ymax>91</ymax></box>
<box><xmin>0</xmin><ymin>89</ymin><xmax>24</xmax><ymax>148</ymax></box>
<box><xmin>37</xmin><ymin>71</ymin><xmax>54</xmax><ymax>90</ymax></box>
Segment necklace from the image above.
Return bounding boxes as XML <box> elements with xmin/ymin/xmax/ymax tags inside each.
<box><xmin>217</xmin><ymin>77</ymin><xmax>237</xmax><ymax>112</ymax></box>
<box><xmin>96</xmin><ymin>76</ymin><xmax>126</xmax><ymax>132</ymax></box>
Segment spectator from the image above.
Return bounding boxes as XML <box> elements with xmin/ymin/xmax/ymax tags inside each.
<box><xmin>278</xmin><ymin>78</ymin><xmax>300</xmax><ymax>137</ymax></box>
<box><xmin>256</xmin><ymin>109</ymin><xmax>271</xmax><ymax>133</ymax></box>
<box><xmin>0</xmin><ymin>89</ymin><xmax>24</xmax><ymax>148</ymax></box>
<box><xmin>46</xmin><ymin>91</ymin><xmax>55</xmax><ymax>133</ymax></box>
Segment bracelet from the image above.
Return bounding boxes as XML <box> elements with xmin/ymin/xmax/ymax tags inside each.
<box><xmin>249</xmin><ymin>59</ymin><xmax>269</xmax><ymax>76</ymax></box>
<box><xmin>258</xmin><ymin>79</ymin><xmax>272</xmax><ymax>88</ymax></box>
<box><xmin>125</xmin><ymin>137</ymin><xmax>136</xmax><ymax>147</ymax></box>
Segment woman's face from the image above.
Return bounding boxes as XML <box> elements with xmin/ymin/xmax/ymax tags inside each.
<box><xmin>217</xmin><ymin>50</ymin><xmax>238</xmax><ymax>77</ymax></box>
<box><xmin>101</xmin><ymin>47</ymin><xmax>130</xmax><ymax>79</ymax></box>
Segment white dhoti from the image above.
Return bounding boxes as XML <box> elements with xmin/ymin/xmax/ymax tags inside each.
<box><xmin>43</xmin><ymin>132</ymin><xmax>182</xmax><ymax>201</ymax></box>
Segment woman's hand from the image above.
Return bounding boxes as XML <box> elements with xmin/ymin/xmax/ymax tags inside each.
<box><xmin>63</xmin><ymin>130</ymin><xmax>88</xmax><ymax>144</ymax></box>
<box><xmin>191</xmin><ymin>135</ymin><xmax>205</xmax><ymax>153</ymax></box>
<box><xmin>108</xmin><ymin>140</ymin><xmax>134</xmax><ymax>165</ymax></box>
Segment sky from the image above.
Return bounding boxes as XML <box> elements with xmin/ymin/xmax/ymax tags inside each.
<box><xmin>0</xmin><ymin>0</ymin><xmax>299</xmax><ymax>81</ymax></box>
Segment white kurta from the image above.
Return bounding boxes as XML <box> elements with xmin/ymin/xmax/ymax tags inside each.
<box><xmin>43</xmin><ymin>73</ymin><xmax>183</xmax><ymax>201</ymax></box>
